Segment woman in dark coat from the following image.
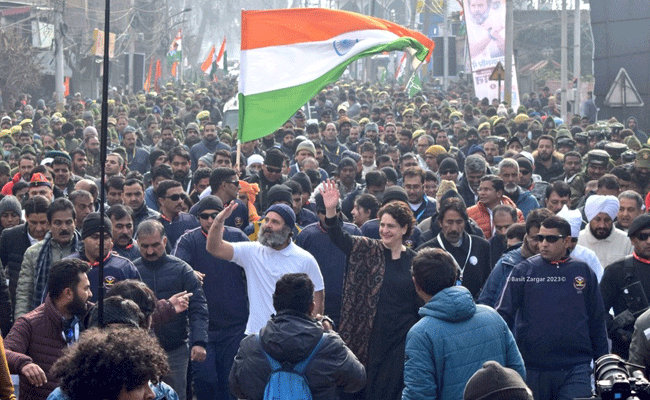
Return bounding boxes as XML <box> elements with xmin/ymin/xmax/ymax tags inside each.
<box><xmin>321</xmin><ymin>180</ymin><xmax>421</xmax><ymax>400</ymax></box>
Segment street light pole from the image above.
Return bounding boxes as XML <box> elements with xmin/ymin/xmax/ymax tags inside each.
<box><xmin>504</xmin><ymin>0</ymin><xmax>513</xmax><ymax>105</ymax></box>
<box><xmin>573</xmin><ymin>0</ymin><xmax>580</xmax><ymax>115</ymax></box>
<box><xmin>560</xmin><ymin>0</ymin><xmax>568</xmax><ymax>123</ymax></box>
<box><xmin>54</xmin><ymin>0</ymin><xmax>65</xmax><ymax>110</ymax></box>
<box><xmin>443</xmin><ymin>0</ymin><xmax>448</xmax><ymax>91</ymax></box>
<box><xmin>128</xmin><ymin>0</ymin><xmax>134</xmax><ymax>93</ymax></box>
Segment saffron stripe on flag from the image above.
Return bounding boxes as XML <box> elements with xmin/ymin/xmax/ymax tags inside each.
<box><xmin>241</xmin><ymin>8</ymin><xmax>432</xmax><ymax>51</ymax></box>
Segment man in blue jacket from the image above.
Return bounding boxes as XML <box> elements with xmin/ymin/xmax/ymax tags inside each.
<box><xmin>497</xmin><ymin>215</ymin><xmax>608</xmax><ymax>400</ymax></box>
<box><xmin>135</xmin><ymin>219</ymin><xmax>208</xmax><ymax>400</ymax></box>
<box><xmin>402</xmin><ymin>247</ymin><xmax>525</xmax><ymax>400</ymax></box>
<box><xmin>173</xmin><ymin>196</ymin><xmax>249</xmax><ymax>400</ymax></box>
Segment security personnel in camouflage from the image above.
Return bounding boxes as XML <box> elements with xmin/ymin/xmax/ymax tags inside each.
<box><xmin>569</xmin><ymin>150</ymin><xmax>610</xmax><ymax>208</ymax></box>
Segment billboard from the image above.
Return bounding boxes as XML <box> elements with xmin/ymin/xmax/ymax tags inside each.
<box><xmin>462</xmin><ymin>0</ymin><xmax>519</xmax><ymax>107</ymax></box>
<box><xmin>590</xmin><ymin>0</ymin><xmax>650</xmax><ymax>129</ymax></box>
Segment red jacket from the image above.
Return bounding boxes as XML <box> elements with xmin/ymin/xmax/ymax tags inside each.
<box><xmin>4</xmin><ymin>296</ymin><xmax>66</xmax><ymax>400</ymax></box>
<box><xmin>467</xmin><ymin>196</ymin><xmax>524</xmax><ymax>239</ymax></box>
<box><xmin>0</xmin><ymin>173</ymin><xmax>22</xmax><ymax>196</ymax></box>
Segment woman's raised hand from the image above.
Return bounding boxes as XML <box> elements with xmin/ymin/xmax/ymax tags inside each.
<box><xmin>322</xmin><ymin>179</ymin><xmax>340</xmax><ymax>212</ymax></box>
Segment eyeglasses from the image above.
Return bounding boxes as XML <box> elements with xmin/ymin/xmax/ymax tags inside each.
<box><xmin>534</xmin><ymin>234</ymin><xmax>566</xmax><ymax>243</ymax></box>
<box><xmin>165</xmin><ymin>194</ymin><xmax>182</xmax><ymax>201</ymax></box>
<box><xmin>636</xmin><ymin>233</ymin><xmax>650</xmax><ymax>241</ymax></box>
<box><xmin>520</xmin><ymin>170</ymin><xmax>531</xmax><ymax>175</ymax></box>
<box><xmin>227</xmin><ymin>180</ymin><xmax>240</xmax><ymax>187</ymax></box>
<box><xmin>266</xmin><ymin>166</ymin><xmax>282</xmax><ymax>174</ymax></box>
<box><xmin>440</xmin><ymin>170</ymin><xmax>456</xmax><ymax>175</ymax></box>
<box><xmin>199</xmin><ymin>212</ymin><xmax>218</xmax><ymax>220</ymax></box>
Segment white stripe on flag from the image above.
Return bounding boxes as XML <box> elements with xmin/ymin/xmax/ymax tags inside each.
<box><xmin>240</xmin><ymin>29</ymin><xmax>400</xmax><ymax>96</ymax></box>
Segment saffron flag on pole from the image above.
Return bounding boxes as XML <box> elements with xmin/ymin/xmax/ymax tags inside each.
<box><xmin>144</xmin><ymin>59</ymin><xmax>153</xmax><ymax>91</ymax></box>
<box><xmin>238</xmin><ymin>8</ymin><xmax>434</xmax><ymax>143</ymax></box>
<box><xmin>201</xmin><ymin>45</ymin><xmax>216</xmax><ymax>74</ymax></box>
<box><xmin>215</xmin><ymin>37</ymin><xmax>226</xmax><ymax>70</ymax></box>
<box><xmin>154</xmin><ymin>59</ymin><xmax>162</xmax><ymax>92</ymax></box>
<box><xmin>395</xmin><ymin>51</ymin><xmax>407</xmax><ymax>80</ymax></box>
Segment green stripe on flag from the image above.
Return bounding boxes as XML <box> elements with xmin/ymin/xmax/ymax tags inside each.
<box><xmin>239</xmin><ymin>37</ymin><xmax>429</xmax><ymax>143</ymax></box>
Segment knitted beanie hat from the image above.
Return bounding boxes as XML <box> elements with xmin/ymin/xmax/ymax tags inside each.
<box><xmin>463</xmin><ymin>361</ymin><xmax>533</xmax><ymax>400</ymax></box>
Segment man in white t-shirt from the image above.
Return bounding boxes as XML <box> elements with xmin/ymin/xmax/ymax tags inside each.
<box><xmin>207</xmin><ymin>202</ymin><xmax>324</xmax><ymax>334</ymax></box>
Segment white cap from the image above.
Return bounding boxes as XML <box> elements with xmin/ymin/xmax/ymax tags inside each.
<box><xmin>556</xmin><ymin>205</ymin><xmax>582</xmax><ymax>238</ymax></box>
<box><xmin>247</xmin><ymin>154</ymin><xmax>264</xmax><ymax>167</ymax></box>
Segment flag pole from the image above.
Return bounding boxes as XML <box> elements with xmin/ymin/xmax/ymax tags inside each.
<box><xmin>97</xmin><ymin>0</ymin><xmax>111</xmax><ymax>326</ymax></box>
<box><xmin>236</xmin><ymin>141</ymin><xmax>241</xmax><ymax>173</ymax></box>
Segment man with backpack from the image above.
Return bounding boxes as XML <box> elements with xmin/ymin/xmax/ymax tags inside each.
<box><xmin>229</xmin><ymin>273</ymin><xmax>366</xmax><ymax>400</ymax></box>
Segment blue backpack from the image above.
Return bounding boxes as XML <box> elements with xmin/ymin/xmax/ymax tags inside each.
<box><xmin>258</xmin><ymin>333</ymin><xmax>328</xmax><ymax>400</ymax></box>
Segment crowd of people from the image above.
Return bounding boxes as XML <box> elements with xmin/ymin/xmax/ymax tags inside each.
<box><xmin>0</xmin><ymin>75</ymin><xmax>647</xmax><ymax>400</ymax></box>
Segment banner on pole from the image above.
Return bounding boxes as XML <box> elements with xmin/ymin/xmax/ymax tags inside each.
<box><xmin>462</xmin><ymin>0</ymin><xmax>519</xmax><ymax>107</ymax></box>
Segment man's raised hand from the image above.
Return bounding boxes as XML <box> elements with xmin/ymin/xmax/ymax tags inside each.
<box><xmin>214</xmin><ymin>202</ymin><xmax>238</xmax><ymax>226</ymax></box>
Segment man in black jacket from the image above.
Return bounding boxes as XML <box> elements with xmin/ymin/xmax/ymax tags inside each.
<box><xmin>123</xmin><ymin>178</ymin><xmax>159</xmax><ymax>232</ymax></box>
<box><xmin>134</xmin><ymin>219</ymin><xmax>208</xmax><ymax>400</ymax></box>
<box><xmin>230</xmin><ymin>273</ymin><xmax>366</xmax><ymax>400</ymax></box>
<box><xmin>0</xmin><ymin>195</ymin><xmax>50</xmax><ymax>316</ymax></box>
<box><xmin>417</xmin><ymin>197</ymin><xmax>491</xmax><ymax>299</ymax></box>
<box><xmin>245</xmin><ymin>148</ymin><xmax>288</xmax><ymax>212</ymax></box>
<box><xmin>601</xmin><ymin>214</ymin><xmax>650</xmax><ymax>359</ymax></box>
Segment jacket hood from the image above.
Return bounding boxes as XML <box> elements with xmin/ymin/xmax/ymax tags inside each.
<box><xmin>626</xmin><ymin>116</ymin><xmax>637</xmax><ymax>129</ymax></box>
<box><xmin>501</xmin><ymin>245</ymin><xmax>525</xmax><ymax>267</ymax></box>
<box><xmin>518</xmin><ymin>187</ymin><xmax>533</xmax><ymax>198</ymax></box>
<box><xmin>420</xmin><ymin>286</ymin><xmax>476</xmax><ymax>322</ymax></box>
<box><xmin>259</xmin><ymin>311</ymin><xmax>324</xmax><ymax>364</ymax></box>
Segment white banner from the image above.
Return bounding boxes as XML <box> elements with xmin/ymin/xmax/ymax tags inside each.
<box><xmin>463</xmin><ymin>0</ymin><xmax>519</xmax><ymax>108</ymax></box>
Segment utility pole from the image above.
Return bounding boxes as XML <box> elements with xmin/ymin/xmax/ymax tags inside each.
<box><xmin>573</xmin><ymin>0</ymin><xmax>581</xmax><ymax>117</ymax></box>
<box><xmin>443</xmin><ymin>0</ymin><xmax>448</xmax><ymax>91</ymax></box>
<box><xmin>560</xmin><ymin>0</ymin><xmax>568</xmax><ymax>123</ymax></box>
<box><xmin>410</xmin><ymin>0</ymin><xmax>417</xmax><ymax>29</ymax></box>
<box><xmin>128</xmin><ymin>0</ymin><xmax>134</xmax><ymax>94</ymax></box>
<box><xmin>422</xmin><ymin>0</ymin><xmax>430</xmax><ymax>82</ymax></box>
<box><xmin>54</xmin><ymin>0</ymin><xmax>65</xmax><ymax>110</ymax></box>
<box><xmin>367</xmin><ymin>0</ymin><xmax>376</xmax><ymax>82</ymax></box>
<box><xmin>504</xmin><ymin>0</ymin><xmax>513</xmax><ymax>105</ymax></box>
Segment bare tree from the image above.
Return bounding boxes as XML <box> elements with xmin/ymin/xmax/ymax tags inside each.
<box><xmin>0</xmin><ymin>30</ymin><xmax>42</xmax><ymax>101</ymax></box>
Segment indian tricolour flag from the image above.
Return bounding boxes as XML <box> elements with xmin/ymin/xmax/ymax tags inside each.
<box><xmin>238</xmin><ymin>8</ymin><xmax>435</xmax><ymax>143</ymax></box>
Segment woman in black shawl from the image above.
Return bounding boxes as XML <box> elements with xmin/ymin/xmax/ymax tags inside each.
<box><xmin>321</xmin><ymin>180</ymin><xmax>421</xmax><ymax>400</ymax></box>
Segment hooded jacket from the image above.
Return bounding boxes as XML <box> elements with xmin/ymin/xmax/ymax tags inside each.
<box><xmin>506</xmin><ymin>186</ymin><xmax>539</xmax><ymax>218</ymax></box>
<box><xmin>229</xmin><ymin>311</ymin><xmax>366</xmax><ymax>400</ymax></box>
<box><xmin>478</xmin><ymin>244</ymin><xmax>525</xmax><ymax>308</ymax></box>
<box><xmin>627</xmin><ymin>116</ymin><xmax>648</xmax><ymax>143</ymax></box>
<box><xmin>190</xmin><ymin>138</ymin><xmax>230</xmax><ymax>172</ymax></box>
<box><xmin>402</xmin><ymin>286</ymin><xmax>525</xmax><ymax>400</ymax></box>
